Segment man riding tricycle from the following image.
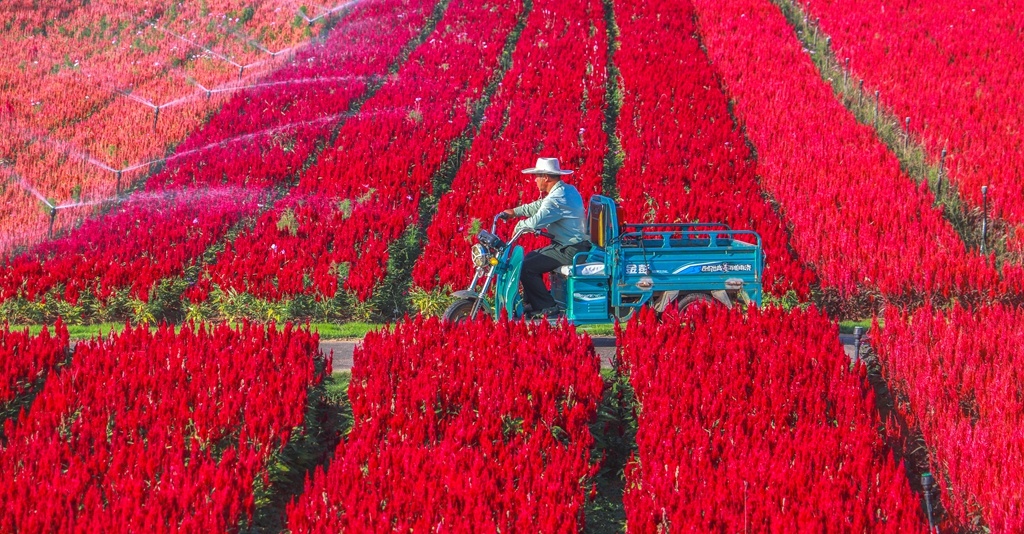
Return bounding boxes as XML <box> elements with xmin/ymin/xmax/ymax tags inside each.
<box><xmin>442</xmin><ymin>158</ymin><xmax>764</xmax><ymax>324</ymax></box>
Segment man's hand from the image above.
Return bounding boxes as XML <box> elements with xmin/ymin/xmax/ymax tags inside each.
<box><xmin>499</xmin><ymin>209</ymin><xmax>516</xmax><ymax>220</ymax></box>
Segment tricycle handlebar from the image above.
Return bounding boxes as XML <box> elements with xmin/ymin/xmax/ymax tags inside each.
<box><xmin>492</xmin><ymin>212</ymin><xmax>511</xmax><ymax>234</ymax></box>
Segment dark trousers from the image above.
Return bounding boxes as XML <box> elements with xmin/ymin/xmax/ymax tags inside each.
<box><xmin>521</xmin><ymin>241</ymin><xmax>591</xmax><ymax>311</ymax></box>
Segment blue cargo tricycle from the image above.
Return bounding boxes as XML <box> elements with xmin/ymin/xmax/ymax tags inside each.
<box><xmin>441</xmin><ymin>195</ymin><xmax>764</xmax><ymax>323</ymax></box>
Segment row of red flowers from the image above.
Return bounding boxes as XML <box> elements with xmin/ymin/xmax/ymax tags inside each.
<box><xmin>0</xmin><ymin>321</ymin><xmax>327</xmax><ymax>533</ymax></box>
<box><xmin>0</xmin><ymin>319</ymin><xmax>68</xmax><ymax>408</ymax></box>
<box><xmin>875</xmin><ymin>303</ymin><xmax>1024</xmax><ymax>532</ymax></box>
<box><xmin>612</xmin><ymin>0</ymin><xmax>814</xmax><ymax>298</ymax></box>
<box><xmin>688</xmin><ymin>0</ymin><xmax>1023</xmax><ymax>300</ymax></box>
<box><xmin>801</xmin><ymin>0</ymin><xmax>1024</xmax><ymax>253</ymax></box>
<box><xmin>0</xmin><ymin>0</ymin><xmax>320</xmax><ymax>252</ymax></box>
<box><xmin>0</xmin><ymin>0</ymin><xmax>438</xmax><ymax>307</ymax></box>
<box><xmin>618</xmin><ymin>304</ymin><xmax>924</xmax><ymax>531</ymax></box>
<box><xmin>410</xmin><ymin>0</ymin><xmax>609</xmax><ymax>293</ymax></box>
<box><xmin>192</xmin><ymin>0</ymin><xmax>524</xmax><ymax>302</ymax></box>
<box><xmin>285</xmin><ymin>315</ymin><xmax>604</xmax><ymax>532</ymax></box>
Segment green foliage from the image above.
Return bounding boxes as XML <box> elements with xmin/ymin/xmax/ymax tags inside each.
<box><xmin>408</xmin><ymin>287</ymin><xmax>457</xmax><ymax>317</ymax></box>
<box><xmin>54</xmin><ymin>299</ymin><xmax>84</xmax><ymax>325</ymax></box>
<box><xmin>467</xmin><ymin>218</ymin><xmax>483</xmax><ymax>239</ymax></box>
<box><xmin>131</xmin><ymin>36</ymin><xmax>159</xmax><ymax>54</ymax></box>
<box><xmin>184</xmin><ymin>300</ymin><xmax>216</xmax><ymax>323</ymax></box>
<box><xmin>367</xmin><ymin>225</ymin><xmax>420</xmax><ymax>321</ymax></box>
<box><xmin>0</xmin><ymin>277</ymin><xmax>190</xmax><ymax>325</ymax></box>
<box><xmin>761</xmin><ymin>289</ymin><xmax>804</xmax><ymax>311</ymax></box>
<box><xmin>205</xmin><ymin>285</ymin><xmax>368</xmax><ymax>323</ymax></box>
<box><xmin>97</xmin><ymin>16</ymin><xmax>110</xmax><ymax>40</ymax></box>
<box><xmin>329</xmin><ymin>259</ymin><xmax>350</xmax><ymax>282</ymax></box>
<box><xmin>276</xmin><ymin>208</ymin><xmax>299</xmax><ymax>236</ymax></box>
<box><xmin>355</xmin><ymin>187</ymin><xmax>376</xmax><ymax>204</ymax></box>
<box><xmin>129</xmin><ymin>299</ymin><xmax>156</xmax><ymax>324</ymax></box>
<box><xmin>164</xmin><ymin>4</ymin><xmax>179</xmax><ymax>24</ymax></box>
<box><xmin>839</xmin><ymin>317</ymin><xmax>879</xmax><ymax>334</ymax></box>
<box><xmin>239</xmin><ymin>5</ymin><xmax>256</xmax><ymax>24</ymax></box>
<box><xmin>0</xmin><ymin>296</ymin><xmax>47</xmax><ymax>325</ymax></box>
<box><xmin>336</xmin><ymin>198</ymin><xmax>353</xmax><ymax>219</ymax></box>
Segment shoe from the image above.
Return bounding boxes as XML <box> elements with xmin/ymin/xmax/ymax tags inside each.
<box><xmin>529</xmin><ymin>307</ymin><xmax>564</xmax><ymax>319</ymax></box>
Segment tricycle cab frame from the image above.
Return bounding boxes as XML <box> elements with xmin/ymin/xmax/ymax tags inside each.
<box><xmin>557</xmin><ymin>196</ymin><xmax>764</xmax><ymax>324</ymax></box>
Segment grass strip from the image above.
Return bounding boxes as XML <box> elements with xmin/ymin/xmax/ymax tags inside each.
<box><xmin>599</xmin><ymin>0</ymin><xmax>623</xmax><ymax>201</ymax></box>
<box><xmin>249</xmin><ymin>367</ymin><xmax>352</xmax><ymax>532</ymax></box>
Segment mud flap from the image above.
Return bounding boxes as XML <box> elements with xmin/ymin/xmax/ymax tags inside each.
<box><xmin>710</xmin><ymin>290</ymin><xmax>734</xmax><ymax>309</ymax></box>
<box><xmin>653</xmin><ymin>290</ymin><xmax>680</xmax><ymax>313</ymax></box>
<box><xmin>500</xmin><ymin>246</ymin><xmax>525</xmax><ymax>317</ymax></box>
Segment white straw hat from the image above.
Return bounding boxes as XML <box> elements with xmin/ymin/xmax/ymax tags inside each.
<box><xmin>521</xmin><ymin>157</ymin><xmax>574</xmax><ymax>175</ymax></box>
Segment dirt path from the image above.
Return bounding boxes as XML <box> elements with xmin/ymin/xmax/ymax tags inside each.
<box><xmin>323</xmin><ymin>335</ymin><xmax>860</xmax><ymax>372</ymax></box>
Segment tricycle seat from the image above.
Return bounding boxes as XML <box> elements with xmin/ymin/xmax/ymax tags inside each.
<box><xmin>557</xmin><ymin>262</ymin><xmax>606</xmax><ymax>277</ymax></box>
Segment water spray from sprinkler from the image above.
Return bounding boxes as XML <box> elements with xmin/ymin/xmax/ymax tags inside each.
<box><xmin>2</xmin><ymin>122</ymin><xmax>118</xmax><ymax>173</ymax></box>
<box><xmin>149</xmin><ymin>23</ymin><xmax>245</xmax><ymax>71</ymax></box>
<box><xmin>297</xmin><ymin>0</ymin><xmax>362</xmax><ymax>23</ymax></box>
<box><xmin>206</xmin><ymin>75</ymin><xmax>372</xmax><ymax>96</ymax></box>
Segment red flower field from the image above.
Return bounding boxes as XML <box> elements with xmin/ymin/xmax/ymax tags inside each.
<box><xmin>2</xmin><ymin>0</ymin><xmax>1022</xmax><ymax>530</ymax></box>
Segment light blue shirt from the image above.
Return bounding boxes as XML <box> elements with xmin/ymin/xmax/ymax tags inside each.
<box><xmin>513</xmin><ymin>181</ymin><xmax>588</xmax><ymax>246</ymax></box>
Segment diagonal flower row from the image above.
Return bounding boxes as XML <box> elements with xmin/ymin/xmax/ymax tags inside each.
<box><xmin>688</xmin><ymin>0</ymin><xmax>1023</xmax><ymax>302</ymax></box>
<box><xmin>801</xmin><ymin>0</ymin><xmax>1024</xmax><ymax>254</ymax></box>
<box><xmin>0</xmin><ymin>0</ymin><xmax>440</xmax><ymax>314</ymax></box>
<box><xmin>876</xmin><ymin>303</ymin><xmax>1024</xmax><ymax>532</ymax></box>
<box><xmin>285</xmin><ymin>315</ymin><xmax>604</xmax><ymax>532</ymax></box>
<box><xmin>191</xmin><ymin>0</ymin><xmax>525</xmax><ymax>303</ymax></box>
<box><xmin>618</xmin><ymin>305</ymin><xmax>924</xmax><ymax>531</ymax></box>
<box><xmin>0</xmin><ymin>0</ymin><xmax>328</xmax><ymax>252</ymax></box>
<box><xmin>613</xmin><ymin>0</ymin><xmax>815</xmax><ymax>298</ymax></box>
<box><xmin>411</xmin><ymin>0</ymin><xmax>609</xmax><ymax>293</ymax></box>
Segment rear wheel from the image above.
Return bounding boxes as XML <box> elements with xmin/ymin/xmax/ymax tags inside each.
<box><xmin>442</xmin><ymin>298</ymin><xmax>485</xmax><ymax>323</ymax></box>
<box><xmin>674</xmin><ymin>293</ymin><xmax>718</xmax><ymax>314</ymax></box>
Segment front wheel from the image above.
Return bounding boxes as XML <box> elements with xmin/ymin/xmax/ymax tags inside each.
<box><xmin>442</xmin><ymin>298</ymin><xmax>486</xmax><ymax>323</ymax></box>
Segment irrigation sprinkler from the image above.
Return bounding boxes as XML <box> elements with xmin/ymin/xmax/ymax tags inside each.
<box><xmin>115</xmin><ymin>170</ymin><xmax>122</xmax><ymax>196</ymax></box>
<box><xmin>937</xmin><ymin>148</ymin><xmax>946</xmax><ymax>198</ymax></box>
<box><xmin>153</xmin><ymin>105</ymin><xmax>161</xmax><ymax>130</ymax></box>
<box><xmin>843</xmin><ymin>57</ymin><xmax>850</xmax><ymax>86</ymax></box>
<box><xmin>921</xmin><ymin>472</ymin><xmax>939</xmax><ymax>533</ymax></box>
<box><xmin>904</xmin><ymin>117</ymin><xmax>911</xmax><ymax>149</ymax></box>
<box><xmin>858</xmin><ymin>79</ymin><xmax>864</xmax><ymax>105</ymax></box>
<box><xmin>873</xmin><ymin>90</ymin><xmax>880</xmax><ymax>128</ymax></box>
<box><xmin>47</xmin><ymin>205</ymin><xmax>58</xmax><ymax>239</ymax></box>
<box><xmin>981</xmin><ymin>185</ymin><xmax>989</xmax><ymax>254</ymax></box>
<box><xmin>853</xmin><ymin>326</ymin><xmax>864</xmax><ymax>362</ymax></box>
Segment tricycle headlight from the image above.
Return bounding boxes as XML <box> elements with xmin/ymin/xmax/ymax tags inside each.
<box><xmin>471</xmin><ymin>244</ymin><xmax>490</xmax><ymax>267</ymax></box>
